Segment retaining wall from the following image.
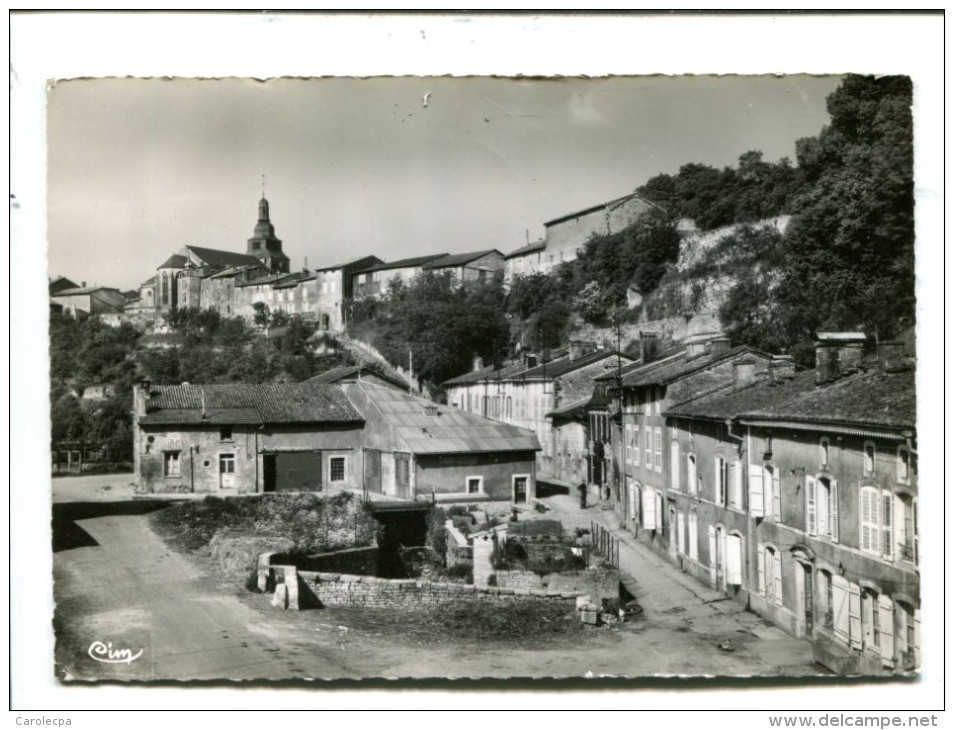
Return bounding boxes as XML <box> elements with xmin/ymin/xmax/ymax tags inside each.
<box><xmin>495</xmin><ymin>567</ymin><xmax>620</xmax><ymax>604</ymax></box>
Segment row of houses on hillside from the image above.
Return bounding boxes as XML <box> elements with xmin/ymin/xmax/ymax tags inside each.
<box><xmin>133</xmin><ymin>378</ymin><xmax>540</xmax><ymax>505</ymax></box>
<box><xmin>440</xmin><ymin>331</ymin><xmax>919</xmax><ymax>675</ymax></box>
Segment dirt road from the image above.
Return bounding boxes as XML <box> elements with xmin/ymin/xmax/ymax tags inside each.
<box><xmin>54</xmin><ymin>503</ymin><xmax>824</xmax><ymax>681</ymax></box>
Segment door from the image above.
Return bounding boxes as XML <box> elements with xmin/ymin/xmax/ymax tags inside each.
<box><xmin>395</xmin><ymin>453</ymin><xmax>411</xmax><ymax>499</ymax></box>
<box><xmin>513</xmin><ymin>475</ymin><xmax>528</xmax><ymax>504</ymax></box>
<box><xmin>219</xmin><ymin>453</ymin><xmax>236</xmax><ymax>490</ymax></box>
<box><xmin>263</xmin><ymin>454</ymin><xmax>276</xmax><ymax>492</ymax></box>
<box><xmin>803</xmin><ymin>562</ymin><xmax>814</xmax><ymax>637</ymax></box>
<box><xmin>668</xmin><ymin>506</ymin><xmax>678</xmax><ymax>559</ymax></box>
<box><xmin>364</xmin><ymin>449</ymin><xmax>382</xmax><ymax>494</ymax></box>
<box><xmin>715</xmin><ymin>526</ymin><xmax>725</xmax><ymax>591</ymax></box>
<box><xmin>273</xmin><ymin>451</ymin><xmax>322</xmax><ymax>492</ymax></box>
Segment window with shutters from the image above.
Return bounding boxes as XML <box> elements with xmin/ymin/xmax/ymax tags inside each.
<box><xmin>654</xmin><ymin>427</ymin><xmax>662</xmax><ymax>473</ymax></box>
<box><xmin>728</xmin><ymin>461</ymin><xmax>742</xmax><ymax>508</ymax></box>
<box><xmin>655</xmin><ymin>493</ymin><xmax>664</xmax><ymax>535</ymax></box>
<box><xmin>809</xmin><ymin>476</ymin><xmax>839</xmax><ymax>542</ymax></box>
<box><xmin>688</xmin><ymin>510</ymin><xmax>699</xmax><ymax>560</ymax></box>
<box><xmin>714</xmin><ymin>455</ymin><xmax>727</xmax><ymax>506</ymax></box>
<box><xmin>818</xmin><ymin>569</ymin><xmax>834</xmax><ymax>629</ymax></box>
<box><xmin>862</xmin><ymin>588</ymin><xmax>880</xmax><ymax>651</ymax></box>
<box><xmin>645</xmin><ymin>428</ymin><xmax>653</xmax><ymax>470</ymax></box>
<box><xmin>762</xmin><ymin>464</ymin><xmax>781</xmax><ymax>520</ymax></box>
<box><xmin>624</xmin><ymin>424</ymin><xmax>633</xmax><ymax>464</ymax></box>
<box><xmin>859</xmin><ymin>486</ymin><xmax>893</xmax><ymax>558</ymax></box>
<box><xmin>670</xmin><ymin>440</ymin><xmax>680</xmax><ymax>490</ymax></box>
<box><xmin>896</xmin><ymin>601</ymin><xmax>919</xmax><ymax>669</ymax></box>
<box><xmin>897</xmin><ymin>494</ymin><xmax>918</xmax><ymax>564</ymax></box>
<box><xmin>897</xmin><ymin>447</ymin><xmax>912</xmax><ymax>484</ymax></box>
<box><xmin>831</xmin><ymin>575</ymin><xmax>851</xmax><ymax>645</ymax></box>
<box><xmin>687</xmin><ymin>453</ymin><xmax>697</xmax><ymax>495</ymax></box>
<box><xmin>758</xmin><ymin>545</ymin><xmax>783</xmax><ymax>606</ymax></box>
<box><xmin>863</xmin><ymin>441</ymin><xmax>876</xmax><ymax>476</ymax></box>
<box><xmin>633</xmin><ymin>424</ymin><xmax>640</xmax><ymax>466</ymax></box>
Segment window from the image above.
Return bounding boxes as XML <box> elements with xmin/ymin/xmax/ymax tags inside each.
<box><xmin>728</xmin><ymin>461</ymin><xmax>742</xmax><ymax>508</ymax></box>
<box><xmin>897</xmin><ymin>447</ymin><xmax>913</xmax><ymax>483</ymax></box>
<box><xmin>645</xmin><ymin>428</ymin><xmax>653</xmax><ymax>469</ymax></box>
<box><xmin>670</xmin><ymin>440</ymin><xmax>680</xmax><ymax>491</ymax></box>
<box><xmin>163</xmin><ymin>451</ymin><xmax>181</xmax><ymax>477</ymax></box>
<box><xmin>807</xmin><ymin>476</ymin><xmax>839</xmax><ymax>542</ymax></box>
<box><xmin>818</xmin><ymin>569</ymin><xmax>834</xmax><ymax>629</ymax></box>
<box><xmin>466</xmin><ymin>476</ymin><xmax>483</xmax><ymax>494</ymax></box>
<box><xmin>725</xmin><ymin>533</ymin><xmax>743</xmax><ymax>586</ymax></box>
<box><xmin>203</xmin><ymin>460</ymin><xmax>210</xmax><ymax>468</ymax></box>
<box><xmin>688</xmin><ymin>511</ymin><xmax>699</xmax><ymax>560</ymax></box>
<box><xmin>864</xmin><ymin>442</ymin><xmax>875</xmax><ymax>475</ymax></box>
<box><xmin>820</xmin><ymin>437</ymin><xmax>830</xmax><ymax>469</ymax></box>
<box><xmin>654</xmin><ymin>428</ymin><xmax>662</xmax><ymax>473</ymax></box>
<box><xmin>758</xmin><ymin>464</ymin><xmax>781</xmax><ymax>519</ymax></box>
<box><xmin>860</xmin><ymin>486</ymin><xmax>893</xmax><ymax>557</ymax></box>
<box><xmin>329</xmin><ymin>456</ymin><xmax>346</xmax><ymax>482</ymax></box>
<box><xmin>624</xmin><ymin>424</ymin><xmax>634</xmax><ymax>464</ymax></box>
<box><xmin>897</xmin><ymin>494</ymin><xmax>918</xmax><ymax>564</ymax></box>
<box><xmin>676</xmin><ymin>511</ymin><xmax>686</xmax><ymax>555</ymax></box>
<box><xmin>896</xmin><ymin>601</ymin><xmax>920</xmax><ymax>669</ymax></box>
<box><xmin>633</xmin><ymin>424</ymin><xmax>640</xmax><ymax>466</ymax></box>
<box><xmin>714</xmin><ymin>455</ymin><xmax>728</xmax><ymax>506</ymax></box>
<box><xmin>219</xmin><ymin>453</ymin><xmax>235</xmax><ymax>474</ymax></box>
<box><xmin>641</xmin><ymin>488</ymin><xmax>657</xmax><ymax>530</ymax></box>
<box><xmin>687</xmin><ymin>454</ymin><xmax>697</xmax><ymax>495</ymax></box>
<box><xmin>506</xmin><ymin>396</ymin><xmax>512</xmax><ymax>419</ymax></box>
<box><xmin>862</xmin><ymin>589</ymin><xmax>880</xmax><ymax>651</ymax></box>
<box><xmin>220</xmin><ymin>426</ymin><xmax>233</xmax><ymax>441</ymax></box>
<box><xmin>758</xmin><ymin>545</ymin><xmax>783</xmax><ymax>606</ymax></box>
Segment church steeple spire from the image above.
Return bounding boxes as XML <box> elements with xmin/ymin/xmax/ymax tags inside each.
<box><xmin>246</xmin><ymin>182</ymin><xmax>289</xmax><ymax>274</ymax></box>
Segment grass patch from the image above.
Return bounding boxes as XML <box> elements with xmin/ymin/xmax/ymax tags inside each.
<box><xmin>429</xmin><ymin>600</ymin><xmax>578</xmax><ymax>639</ymax></box>
<box><xmin>149</xmin><ymin>492</ymin><xmax>377</xmax><ymax>554</ymax></box>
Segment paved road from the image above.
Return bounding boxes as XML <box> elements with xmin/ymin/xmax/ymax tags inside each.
<box><xmin>54</xmin><ymin>509</ymin><xmax>356</xmax><ymax>681</ymax></box>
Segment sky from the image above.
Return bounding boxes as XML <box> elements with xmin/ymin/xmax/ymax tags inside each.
<box><xmin>47</xmin><ymin>74</ymin><xmax>843</xmax><ymax>292</ymax></box>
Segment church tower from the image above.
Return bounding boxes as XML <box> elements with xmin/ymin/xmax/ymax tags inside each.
<box><xmin>246</xmin><ymin>192</ymin><xmax>290</xmax><ymax>274</ymax></box>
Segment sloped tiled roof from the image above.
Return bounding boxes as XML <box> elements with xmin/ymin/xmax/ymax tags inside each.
<box><xmin>665</xmin><ymin>366</ymin><xmax>916</xmax><ymax>431</ymax></box>
<box><xmin>521</xmin><ymin>349</ymin><xmax>627</xmax><ymax>380</ymax></box>
<box><xmin>343</xmin><ymin>382</ymin><xmax>540</xmax><ymax>455</ymax></box>
<box><xmin>185</xmin><ymin>246</ymin><xmax>262</xmax><ymax>269</ymax></box>
<box><xmin>443</xmin><ymin>347</ymin><xmax>626</xmax><ymax>387</ymax></box>
<box><xmin>503</xmin><ymin>240</ymin><xmax>546</xmax><ymax>259</ymax></box>
<box><xmin>421</xmin><ymin>249</ymin><xmax>501</xmax><ymax>269</ymax></box>
<box><xmin>307</xmin><ymin>365</ymin><xmax>409</xmax><ymax>390</ymax></box>
<box><xmin>139</xmin><ymin>383</ymin><xmax>364</xmax><ymax>426</ymax></box>
<box><xmin>51</xmin><ymin>286</ymin><xmax>123</xmax><ymax>297</ymax></box>
<box><xmin>274</xmin><ymin>272</ymin><xmax>315</xmax><ymax>289</ymax></box>
<box><xmin>547</xmin><ymin>395</ymin><xmax>592</xmax><ymax>421</ymax></box>
<box><xmin>235</xmin><ymin>272</ymin><xmax>297</xmax><ymax>288</ymax></box>
<box><xmin>158</xmin><ymin>254</ymin><xmax>189</xmax><ymax>270</ymax></box>
<box><xmin>596</xmin><ymin>345</ymin><xmax>771</xmax><ymax>388</ymax></box>
<box><xmin>353</xmin><ymin>253</ymin><xmax>449</xmax><ymax>274</ymax></box>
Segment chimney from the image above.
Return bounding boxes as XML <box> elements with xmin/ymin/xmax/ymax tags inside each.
<box><xmin>815</xmin><ymin>332</ymin><xmax>866</xmax><ymax>384</ymax></box>
<box><xmin>540</xmin><ymin>348</ymin><xmax>552</xmax><ymax>364</ymax></box>
<box><xmin>685</xmin><ymin>335</ymin><xmax>708</xmax><ymax>359</ymax></box>
<box><xmin>639</xmin><ymin>331</ymin><xmax>658</xmax><ymax>363</ymax></box>
<box><xmin>768</xmin><ymin>355</ymin><xmax>796</xmax><ymax>384</ymax></box>
<box><xmin>472</xmin><ymin>356</ymin><xmax>484</xmax><ymax>372</ymax></box>
<box><xmin>569</xmin><ymin>339</ymin><xmax>592</xmax><ymax>361</ymax></box>
<box><xmin>733</xmin><ymin>356</ymin><xmax>758</xmax><ymax>387</ymax></box>
<box><xmin>709</xmin><ymin>336</ymin><xmax>731</xmax><ymax>357</ymax></box>
<box><xmin>81</xmin><ymin>281</ymin><xmax>87</xmax><ymax>288</ymax></box>
<box><xmin>525</xmin><ymin>353</ymin><xmax>538</xmax><ymax>368</ymax></box>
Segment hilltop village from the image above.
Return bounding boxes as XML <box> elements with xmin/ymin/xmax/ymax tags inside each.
<box><xmin>50</xmin><ymin>76</ymin><xmax>919</xmax><ymax>679</ymax></box>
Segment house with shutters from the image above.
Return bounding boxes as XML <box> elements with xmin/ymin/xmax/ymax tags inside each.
<box><xmin>664</xmin><ymin>335</ymin><xmax>918</xmax><ymax>675</ymax></box>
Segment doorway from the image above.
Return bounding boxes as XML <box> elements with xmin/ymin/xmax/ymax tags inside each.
<box><xmin>794</xmin><ymin>558</ymin><xmax>814</xmax><ymax>638</ymax></box>
<box><xmin>714</xmin><ymin>525</ymin><xmax>725</xmax><ymax>591</ymax></box>
<box><xmin>219</xmin><ymin>453</ymin><xmax>235</xmax><ymax>490</ymax></box>
<box><xmin>513</xmin><ymin>474</ymin><xmax>529</xmax><ymax>504</ymax></box>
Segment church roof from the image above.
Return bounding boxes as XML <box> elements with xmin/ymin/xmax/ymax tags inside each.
<box><xmin>185</xmin><ymin>246</ymin><xmax>262</xmax><ymax>268</ymax></box>
<box><xmin>158</xmin><ymin>254</ymin><xmax>189</xmax><ymax>270</ymax></box>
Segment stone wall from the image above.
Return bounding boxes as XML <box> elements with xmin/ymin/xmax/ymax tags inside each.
<box><xmin>495</xmin><ymin>566</ymin><xmax>619</xmax><ymax>605</ymax></box>
<box><xmin>283</xmin><ymin>570</ymin><xmax>581</xmax><ymax>611</ymax></box>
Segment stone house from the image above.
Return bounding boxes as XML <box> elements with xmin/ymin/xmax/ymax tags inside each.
<box><xmin>420</xmin><ymin>249</ymin><xmax>504</xmax><ymax>284</ymax></box>
<box><xmin>444</xmin><ymin>341</ymin><xmax>633</xmax><ymax>474</ymax></box>
<box><xmin>311</xmin><ymin>255</ymin><xmax>382</xmax><ymax>330</ymax></box>
<box><xmin>50</xmin><ymin>285</ymin><xmax>127</xmax><ymax>317</ymax></box>
<box><xmin>351</xmin><ymin>253</ymin><xmax>448</xmax><ymax>299</ymax></box>
<box><xmin>133</xmin><ymin>381</ymin><xmax>366</xmax><ymax>494</ymax></box>
<box><xmin>342</xmin><ymin>381</ymin><xmax>540</xmax><ymax>503</ymax></box>
<box><xmin>502</xmin><ymin>240</ymin><xmax>546</xmax><ymax>287</ymax></box>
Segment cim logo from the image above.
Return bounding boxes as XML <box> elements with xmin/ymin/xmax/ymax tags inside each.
<box><xmin>88</xmin><ymin>641</ymin><xmax>144</xmax><ymax>665</ymax></box>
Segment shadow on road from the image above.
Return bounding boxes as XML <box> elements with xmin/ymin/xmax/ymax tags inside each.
<box><xmin>536</xmin><ymin>480</ymin><xmax>571</xmax><ymax>498</ymax></box>
<box><xmin>52</xmin><ymin>500</ymin><xmax>177</xmax><ymax>553</ymax></box>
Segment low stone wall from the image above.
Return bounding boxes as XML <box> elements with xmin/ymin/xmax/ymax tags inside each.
<box><xmin>495</xmin><ymin>567</ymin><xmax>620</xmax><ymax>605</ymax></box>
<box><xmin>268</xmin><ymin>567</ymin><xmax>582</xmax><ymax>611</ymax></box>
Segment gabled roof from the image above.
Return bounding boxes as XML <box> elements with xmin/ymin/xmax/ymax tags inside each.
<box><xmin>49</xmin><ymin>276</ymin><xmax>79</xmax><ymax>294</ymax></box>
<box><xmin>503</xmin><ymin>240</ymin><xmax>546</xmax><ymax>260</ymax></box>
<box><xmin>158</xmin><ymin>254</ymin><xmax>189</xmax><ymax>270</ymax></box>
<box><xmin>421</xmin><ymin>249</ymin><xmax>502</xmax><ymax>269</ymax></box>
<box><xmin>51</xmin><ymin>286</ymin><xmax>123</xmax><ymax>297</ymax></box>
<box><xmin>139</xmin><ymin>383</ymin><xmax>364</xmax><ymax>427</ymax></box>
<box><xmin>594</xmin><ymin>345</ymin><xmax>771</xmax><ymax>389</ymax></box>
<box><xmin>185</xmin><ymin>245</ymin><xmax>262</xmax><ymax>269</ymax></box>
<box><xmin>234</xmin><ymin>272</ymin><xmax>297</xmax><ymax>288</ymax></box>
<box><xmin>343</xmin><ymin>382</ymin><xmax>540</xmax><ymax>455</ymax></box>
<box><xmin>313</xmin><ymin>255</ymin><xmax>385</xmax><ymax>273</ymax></box>
<box><xmin>306</xmin><ymin>365</ymin><xmax>409</xmax><ymax>390</ymax></box>
<box><xmin>353</xmin><ymin>253</ymin><xmax>449</xmax><ymax>274</ymax></box>
<box><xmin>521</xmin><ymin>349</ymin><xmax>629</xmax><ymax>380</ymax></box>
<box><xmin>543</xmin><ymin>192</ymin><xmax>654</xmax><ymax>227</ymax></box>
<box><xmin>665</xmin><ymin>365</ymin><xmax>916</xmax><ymax>432</ymax></box>
<box><xmin>443</xmin><ymin>347</ymin><xmax>629</xmax><ymax>386</ymax></box>
<box><xmin>274</xmin><ymin>272</ymin><xmax>316</xmax><ymax>288</ymax></box>
<box><xmin>547</xmin><ymin>395</ymin><xmax>592</xmax><ymax>421</ymax></box>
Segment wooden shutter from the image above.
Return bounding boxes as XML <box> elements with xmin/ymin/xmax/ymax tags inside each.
<box><xmin>832</xmin><ymin>575</ymin><xmax>850</xmax><ymax>644</ymax></box>
<box><xmin>806</xmin><ymin>476</ymin><xmax>817</xmax><ymax>536</ymax></box>
<box><xmin>655</xmin><ymin>494</ymin><xmax>663</xmax><ymax>534</ymax></box>
<box><xmin>642</xmin><ymin>488</ymin><xmax>656</xmax><ymax>529</ymax></box>
<box><xmin>688</xmin><ymin>513</ymin><xmax>698</xmax><ymax>560</ymax></box>
<box><xmin>726</xmin><ymin>534</ymin><xmax>743</xmax><ymax>586</ymax></box>
<box><xmin>773</xmin><ymin>549</ymin><xmax>783</xmax><ymax>606</ymax></box>
<box><xmin>878</xmin><ymin>596</ymin><xmax>895</xmax><ymax>668</ymax></box>
<box><xmin>830</xmin><ymin>480</ymin><xmax>839</xmax><ymax>543</ymax></box>
<box><xmin>748</xmin><ymin>467</ymin><xmax>764</xmax><ymax>518</ymax></box>
<box><xmin>913</xmin><ymin>608</ymin><xmax>921</xmax><ymax>666</ymax></box>
<box><xmin>757</xmin><ymin>544</ymin><xmax>766</xmax><ymax>595</ymax></box>
<box><xmin>772</xmin><ymin>469</ymin><xmax>781</xmax><ymax>520</ymax></box>
<box><xmin>708</xmin><ymin>526</ymin><xmax>717</xmax><ymax>586</ymax></box>
<box><xmin>676</xmin><ymin>512</ymin><xmax>686</xmax><ymax>554</ymax></box>
<box><xmin>882</xmin><ymin>492</ymin><xmax>892</xmax><ymax>557</ymax></box>
<box><xmin>848</xmin><ymin>582</ymin><xmax>862</xmax><ymax>650</ymax></box>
